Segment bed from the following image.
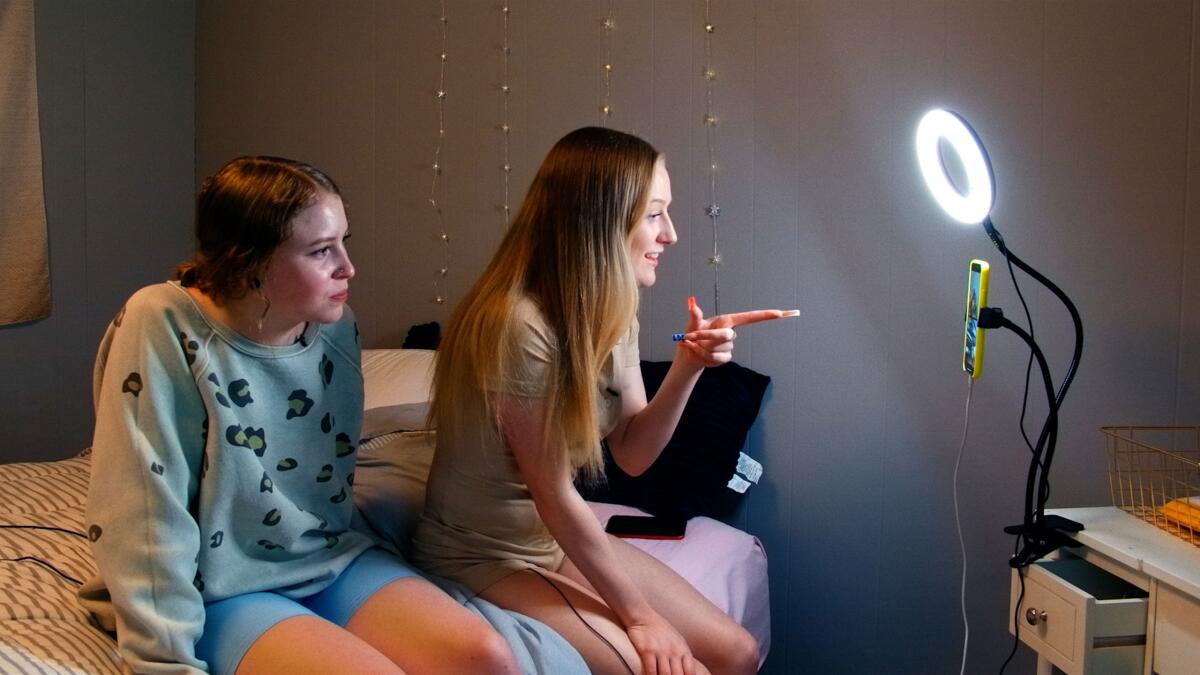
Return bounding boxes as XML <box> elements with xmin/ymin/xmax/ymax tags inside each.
<box><xmin>0</xmin><ymin>348</ymin><xmax>769</xmax><ymax>673</ymax></box>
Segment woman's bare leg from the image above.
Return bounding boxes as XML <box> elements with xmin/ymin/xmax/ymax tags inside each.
<box><xmin>239</xmin><ymin>576</ymin><xmax>519</xmax><ymax>675</ymax></box>
<box><xmin>346</xmin><ymin>576</ymin><xmax>520</xmax><ymax>675</ymax></box>
<box><xmin>557</xmin><ymin>536</ymin><xmax>759</xmax><ymax>675</ymax></box>
<box><xmin>480</xmin><ymin>567</ymin><xmax>677</xmax><ymax>675</ymax></box>
<box><xmin>237</xmin><ymin>615</ymin><xmax>403</xmax><ymax>675</ymax></box>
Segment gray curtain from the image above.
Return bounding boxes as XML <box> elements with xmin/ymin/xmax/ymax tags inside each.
<box><xmin>0</xmin><ymin>0</ymin><xmax>50</xmax><ymax>325</ymax></box>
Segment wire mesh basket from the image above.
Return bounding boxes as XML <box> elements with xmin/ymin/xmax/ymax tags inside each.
<box><xmin>1105</xmin><ymin>426</ymin><xmax>1200</xmax><ymax>547</ymax></box>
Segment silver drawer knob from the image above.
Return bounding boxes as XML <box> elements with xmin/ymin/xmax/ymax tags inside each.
<box><xmin>1025</xmin><ymin>608</ymin><xmax>1048</xmax><ymax>626</ymax></box>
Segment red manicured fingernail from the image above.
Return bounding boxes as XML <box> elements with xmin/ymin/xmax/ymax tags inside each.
<box><xmin>688</xmin><ymin>296</ymin><xmax>696</xmax><ymax>311</ymax></box>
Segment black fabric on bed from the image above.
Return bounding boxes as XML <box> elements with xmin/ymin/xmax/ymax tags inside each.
<box><xmin>401</xmin><ymin>322</ymin><xmax>441</xmax><ymax>350</ymax></box>
<box><xmin>580</xmin><ymin>360</ymin><xmax>770</xmax><ymax>519</ymax></box>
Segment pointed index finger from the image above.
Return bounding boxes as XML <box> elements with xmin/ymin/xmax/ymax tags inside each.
<box><xmin>713</xmin><ymin>309</ymin><xmax>791</xmax><ymax>328</ymax></box>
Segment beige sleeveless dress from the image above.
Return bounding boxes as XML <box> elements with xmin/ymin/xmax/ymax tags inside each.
<box><xmin>411</xmin><ymin>295</ymin><xmax>639</xmax><ymax>593</ymax></box>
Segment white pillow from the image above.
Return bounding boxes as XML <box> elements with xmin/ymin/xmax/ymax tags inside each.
<box><xmin>361</xmin><ymin>349</ymin><xmax>437</xmax><ymax>438</ymax></box>
<box><xmin>353</xmin><ymin>430</ymin><xmax>436</xmax><ymax>556</ymax></box>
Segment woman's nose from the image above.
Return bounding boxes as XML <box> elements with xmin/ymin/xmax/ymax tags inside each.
<box><xmin>660</xmin><ymin>216</ymin><xmax>678</xmax><ymax>245</ymax></box>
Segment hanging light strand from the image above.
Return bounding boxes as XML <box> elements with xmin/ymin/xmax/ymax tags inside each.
<box><xmin>430</xmin><ymin>1</ymin><xmax>450</xmax><ymax>304</ymax></box>
<box><xmin>599</xmin><ymin>2</ymin><xmax>614</xmax><ymax>123</ymax></box>
<box><xmin>500</xmin><ymin>4</ymin><xmax>512</xmax><ymax>225</ymax></box>
<box><xmin>702</xmin><ymin>0</ymin><xmax>721</xmax><ymax>313</ymax></box>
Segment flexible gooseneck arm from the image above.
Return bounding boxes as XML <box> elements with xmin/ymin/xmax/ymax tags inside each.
<box><xmin>981</xmin><ymin>216</ymin><xmax>1085</xmax><ymax>566</ymax></box>
<box><xmin>977</xmin><ymin>308</ymin><xmax>1057</xmax><ymax>533</ymax></box>
<box><xmin>983</xmin><ymin>217</ymin><xmax>1085</xmax><ymax>413</ymax></box>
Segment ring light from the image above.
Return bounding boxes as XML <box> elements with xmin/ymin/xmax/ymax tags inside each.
<box><xmin>914</xmin><ymin>107</ymin><xmax>1086</xmax><ymax>569</ymax></box>
<box><xmin>916</xmin><ymin>109</ymin><xmax>995</xmax><ymax>225</ymax></box>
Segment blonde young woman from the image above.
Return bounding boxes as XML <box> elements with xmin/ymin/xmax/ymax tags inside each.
<box><xmin>412</xmin><ymin>127</ymin><xmax>783</xmax><ymax>675</ymax></box>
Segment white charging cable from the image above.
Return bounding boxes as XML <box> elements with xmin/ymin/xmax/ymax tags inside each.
<box><xmin>954</xmin><ymin>376</ymin><xmax>975</xmax><ymax>675</ymax></box>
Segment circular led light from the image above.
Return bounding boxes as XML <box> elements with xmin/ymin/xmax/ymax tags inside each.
<box><xmin>916</xmin><ymin>109</ymin><xmax>995</xmax><ymax>225</ymax></box>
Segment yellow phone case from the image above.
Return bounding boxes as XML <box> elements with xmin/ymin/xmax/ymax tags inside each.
<box><xmin>963</xmin><ymin>259</ymin><xmax>989</xmax><ymax>378</ymax></box>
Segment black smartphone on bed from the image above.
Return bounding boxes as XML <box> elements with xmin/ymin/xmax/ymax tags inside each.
<box><xmin>604</xmin><ymin>514</ymin><xmax>688</xmax><ymax>540</ymax></box>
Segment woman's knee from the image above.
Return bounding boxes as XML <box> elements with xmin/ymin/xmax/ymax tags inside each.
<box><xmin>709</xmin><ymin>625</ymin><xmax>759</xmax><ymax>675</ymax></box>
<box><xmin>445</xmin><ymin>622</ymin><xmax>519</xmax><ymax>673</ymax></box>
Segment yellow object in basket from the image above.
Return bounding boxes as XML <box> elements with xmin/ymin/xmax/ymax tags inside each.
<box><xmin>1160</xmin><ymin>497</ymin><xmax>1200</xmax><ymax>531</ymax></box>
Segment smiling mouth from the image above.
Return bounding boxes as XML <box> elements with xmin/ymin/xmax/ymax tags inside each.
<box><xmin>645</xmin><ymin>253</ymin><xmax>660</xmax><ymax>267</ymax></box>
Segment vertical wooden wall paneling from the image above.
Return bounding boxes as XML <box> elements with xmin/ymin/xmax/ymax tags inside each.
<box><xmin>643</xmin><ymin>0</ymin><xmax>695</xmax><ymax>355</ymax></box>
<box><xmin>371</xmin><ymin>1</ymin><xmax>403</xmax><ymax>347</ymax></box>
<box><xmin>747</xmin><ymin>4</ymin><xmax>800</xmax><ymax>672</ymax></box>
<box><xmin>1183</xmin><ymin>0</ymin><xmax>1200</xmax><ymax>422</ymax></box>
<box><xmin>83</xmin><ymin>5</ymin><xmax>195</xmax><ymax>331</ymax></box>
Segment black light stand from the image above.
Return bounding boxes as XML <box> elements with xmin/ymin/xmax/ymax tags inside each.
<box><xmin>976</xmin><ymin>216</ymin><xmax>1085</xmax><ymax>568</ymax></box>
<box><xmin>916</xmin><ymin>108</ymin><xmax>1087</xmax><ymax>568</ymax></box>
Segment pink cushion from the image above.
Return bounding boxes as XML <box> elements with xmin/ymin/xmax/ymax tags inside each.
<box><xmin>586</xmin><ymin>502</ymin><xmax>770</xmax><ymax>665</ymax></box>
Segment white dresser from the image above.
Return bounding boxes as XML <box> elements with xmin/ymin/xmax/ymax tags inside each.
<box><xmin>1009</xmin><ymin>507</ymin><xmax>1200</xmax><ymax>674</ymax></box>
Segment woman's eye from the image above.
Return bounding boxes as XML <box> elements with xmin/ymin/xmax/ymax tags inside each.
<box><xmin>648</xmin><ymin>212</ymin><xmax>662</xmax><ymax>220</ymax></box>
<box><xmin>311</xmin><ymin>246</ymin><xmax>330</xmax><ymax>258</ymax></box>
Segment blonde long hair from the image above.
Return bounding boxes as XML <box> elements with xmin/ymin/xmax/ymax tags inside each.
<box><xmin>432</xmin><ymin>127</ymin><xmax>658</xmax><ymax>479</ymax></box>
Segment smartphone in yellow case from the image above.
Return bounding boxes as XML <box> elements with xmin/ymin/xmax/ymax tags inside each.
<box><xmin>963</xmin><ymin>259</ymin><xmax>989</xmax><ymax>378</ymax></box>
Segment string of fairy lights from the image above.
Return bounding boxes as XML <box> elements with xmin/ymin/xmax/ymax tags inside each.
<box><xmin>429</xmin><ymin>0</ymin><xmax>450</xmax><ymax>305</ymax></box>
<box><xmin>500</xmin><ymin>4</ymin><xmax>513</xmax><ymax>225</ymax></box>
<box><xmin>429</xmin><ymin>3</ymin><xmax>514</xmax><ymax>305</ymax></box>
<box><xmin>702</xmin><ymin>0</ymin><xmax>722</xmax><ymax>314</ymax></box>
<box><xmin>599</xmin><ymin>4</ymin><xmax>614</xmax><ymax>123</ymax></box>
<box><xmin>422</xmin><ymin>2</ymin><xmax>726</xmax><ymax>309</ymax></box>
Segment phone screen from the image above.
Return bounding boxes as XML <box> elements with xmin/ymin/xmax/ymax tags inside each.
<box><xmin>604</xmin><ymin>515</ymin><xmax>688</xmax><ymax>540</ymax></box>
<box><xmin>963</xmin><ymin>259</ymin><xmax>990</xmax><ymax>378</ymax></box>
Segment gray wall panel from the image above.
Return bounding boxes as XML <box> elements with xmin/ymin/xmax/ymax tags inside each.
<box><xmin>0</xmin><ymin>0</ymin><xmax>194</xmax><ymax>463</ymax></box>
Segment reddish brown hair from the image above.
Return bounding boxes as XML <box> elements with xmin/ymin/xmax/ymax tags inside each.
<box><xmin>176</xmin><ymin>156</ymin><xmax>342</xmax><ymax>303</ymax></box>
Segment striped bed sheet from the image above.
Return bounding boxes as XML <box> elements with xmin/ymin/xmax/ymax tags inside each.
<box><xmin>0</xmin><ymin>452</ymin><xmax>124</xmax><ymax>674</ymax></box>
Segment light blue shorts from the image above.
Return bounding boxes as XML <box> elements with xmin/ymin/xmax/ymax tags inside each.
<box><xmin>194</xmin><ymin>548</ymin><xmax>422</xmax><ymax>675</ymax></box>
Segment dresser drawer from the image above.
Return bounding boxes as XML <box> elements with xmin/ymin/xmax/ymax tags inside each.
<box><xmin>1010</xmin><ymin>557</ymin><xmax>1148</xmax><ymax>675</ymax></box>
